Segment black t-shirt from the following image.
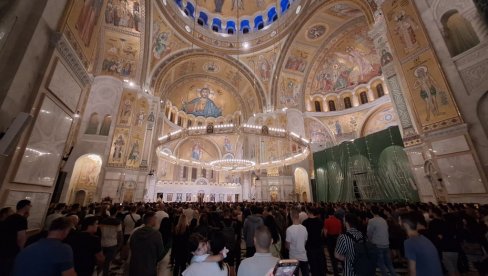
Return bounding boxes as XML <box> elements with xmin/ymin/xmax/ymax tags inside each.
<box><xmin>302</xmin><ymin>217</ymin><xmax>324</xmax><ymax>250</ymax></box>
<box><xmin>0</xmin><ymin>213</ymin><xmax>28</xmax><ymax>258</ymax></box>
<box><xmin>65</xmin><ymin>231</ymin><xmax>102</xmax><ymax>276</ymax></box>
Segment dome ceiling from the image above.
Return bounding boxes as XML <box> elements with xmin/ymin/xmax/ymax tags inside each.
<box><xmin>157</xmin><ymin>0</ymin><xmax>306</xmax><ymax>53</ymax></box>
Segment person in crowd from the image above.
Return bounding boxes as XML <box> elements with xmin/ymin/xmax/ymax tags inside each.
<box><xmin>324</xmin><ymin>208</ymin><xmax>342</xmax><ymax>276</ymax></box>
<box><xmin>184</xmin><ymin>204</ymin><xmax>194</xmax><ymax>225</ymax></box>
<box><xmin>263</xmin><ymin>206</ymin><xmax>281</xmax><ymax>258</ymax></box>
<box><xmin>44</xmin><ymin>203</ymin><xmax>65</xmax><ymax>231</ymax></box>
<box><xmin>183</xmin><ymin>232</ymin><xmax>228</xmax><ymax>276</ymax></box>
<box><xmin>0</xmin><ymin>206</ymin><xmax>13</xmax><ymax>222</ymax></box>
<box><xmin>124</xmin><ymin>206</ymin><xmax>141</xmax><ymax>242</ymax></box>
<box><xmin>299</xmin><ymin>206</ymin><xmax>308</xmax><ymax>224</ymax></box>
<box><xmin>99</xmin><ymin>210</ymin><xmax>123</xmax><ymax>276</ymax></box>
<box><xmin>367</xmin><ymin>206</ymin><xmax>397</xmax><ymax>276</ymax></box>
<box><xmin>286</xmin><ymin>208</ymin><xmax>309</xmax><ymax>276</ymax></box>
<box><xmin>400</xmin><ymin>212</ymin><xmax>443</xmax><ymax>276</ymax></box>
<box><xmin>243</xmin><ymin>206</ymin><xmax>264</xmax><ymax>257</ymax></box>
<box><xmin>154</xmin><ymin>203</ymin><xmax>169</xmax><ymax>231</ymax></box>
<box><xmin>221</xmin><ymin>209</ymin><xmax>237</xmax><ymax>276</ymax></box>
<box><xmin>172</xmin><ymin>214</ymin><xmax>190</xmax><ymax>276</ymax></box>
<box><xmin>12</xmin><ymin>217</ymin><xmax>76</xmax><ymax>276</ymax></box>
<box><xmin>238</xmin><ymin>225</ymin><xmax>279</xmax><ymax>276</ymax></box>
<box><xmin>335</xmin><ymin>213</ymin><xmax>364</xmax><ymax>276</ymax></box>
<box><xmin>129</xmin><ymin>211</ymin><xmax>165</xmax><ymax>276</ymax></box>
<box><xmin>65</xmin><ymin>216</ymin><xmax>105</xmax><ymax>276</ymax></box>
<box><xmin>0</xmin><ymin>199</ymin><xmax>31</xmax><ymax>275</ymax></box>
<box><xmin>302</xmin><ymin>207</ymin><xmax>326</xmax><ymax>276</ymax></box>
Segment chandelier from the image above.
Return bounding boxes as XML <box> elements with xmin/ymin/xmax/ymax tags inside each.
<box><xmin>156</xmin><ymin>123</ymin><xmax>310</xmax><ymax>172</ymax></box>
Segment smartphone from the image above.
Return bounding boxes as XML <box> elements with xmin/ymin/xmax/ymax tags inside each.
<box><xmin>272</xmin><ymin>259</ymin><xmax>299</xmax><ymax>276</ymax></box>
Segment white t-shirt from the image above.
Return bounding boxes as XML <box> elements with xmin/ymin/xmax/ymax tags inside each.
<box><xmin>182</xmin><ymin>260</ymin><xmax>228</xmax><ymax>276</ymax></box>
<box><xmin>154</xmin><ymin>210</ymin><xmax>169</xmax><ymax>230</ymax></box>
<box><xmin>124</xmin><ymin>213</ymin><xmax>141</xmax><ymax>235</ymax></box>
<box><xmin>100</xmin><ymin>224</ymin><xmax>122</xmax><ymax>247</ymax></box>
<box><xmin>286</xmin><ymin>224</ymin><xmax>308</xmax><ymax>261</ymax></box>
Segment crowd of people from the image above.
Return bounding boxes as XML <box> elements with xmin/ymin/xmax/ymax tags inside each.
<box><xmin>1</xmin><ymin>199</ymin><xmax>488</xmax><ymax>276</ymax></box>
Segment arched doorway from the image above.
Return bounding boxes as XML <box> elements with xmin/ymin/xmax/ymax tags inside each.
<box><xmin>74</xmin><ymin>190</ymin><xmax>86</xmax><ymax>205</ymax></box>
<box><xmin>294</xmin><ymin>168</ymin><xmax>311</xmax><ymax>202</ymax></box>
<box><xmin>69</xmin><ymin>154</ymin><xmax>103</xmax><ymax>204</ymax></box>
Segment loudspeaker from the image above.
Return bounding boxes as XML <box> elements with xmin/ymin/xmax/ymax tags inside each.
<box><xmin>0</xmin><ymin>112</ymin><xmax>32</xmax><ymax>156</ymax></box>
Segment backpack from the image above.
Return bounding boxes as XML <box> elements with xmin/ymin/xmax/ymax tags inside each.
<box><xmin>345</xmin><ymin>232</ymin><xmax>378</xmax><ymax>276</ymax></box>
<box><xmin>221</xmin><ymin>220</ymin><xmax>236</xmax><ymax>250</ymax></box>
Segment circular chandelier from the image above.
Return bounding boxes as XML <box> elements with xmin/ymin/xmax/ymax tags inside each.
<box><xmin>156</xmin><ymin>123</ymin><xmax>310</xmax><ymax>172</ymax></box>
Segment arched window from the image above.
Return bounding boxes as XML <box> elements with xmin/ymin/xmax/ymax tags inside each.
<box><xmin>314</xmin><ymin>101</ymin><xmax>322</xmax><ymax>112</ymax></box>
<box><xmin>202</xmin><ymin>168</ymin><xmax>207</xmax><ymax>178</ymax></box>
<box><xmin>187</xmin><ymin>120</ymin><xmax>193</xmax><ymax>127</ymax></box>
<box><xmin>182</xmin><ymin>166</ymin><xmax>188</xmax><ymax>179</ymax></box>
<box><xmin>99</xmin><ymin>115</ymin><xmax>111</xmax><ymax>136</ymax></box>
<box><xmin>169</xmin><ymin>112</ymin><xmax>174</xmax><ymax>123</ymax></box>
<box><xmin>328</xmin><ymin>100</ymin><xmax>336</xmax><ymax>111</ymax></box>
<box><xmin>191</xmin><ymin>167</ymin><xmax>197</xmax><ymax>180</ymax></box>
<box><xmin>344</xmin><ymin>97</ymin><xmax>352</xmax><ymax>109</ymax></box>
<box><xmin>376</xmin><ymin>84</ymin><xmax>385</xmax><ymax>98</ymax></box>
<box><xmin>177</xmin><ymin>117</ymin><xmax>182</xmax><ymax>126</ymax></box>
<box><xmin>85</xmin><ymin>113</ymin><xmax>99</xmax><ymax>134</ymax></box>
<box><xmin>360</xmin><ymin>92</ymin><xmax>369</xmax><ymax>104</ymax></box>
<box><xmin>441</xmin><ymin>11</ymin><xmax>480</xmax><ymax>57</ymax></box>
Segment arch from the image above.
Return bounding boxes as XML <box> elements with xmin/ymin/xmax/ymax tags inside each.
<box><xmin>359</xmin><ymin>91</ymin><xmax>369</xmax><ymax>104</ymax></box>
<box><xmin>85</xmin><ymin>113</ymin><xmax>99</xmax><ymax>134</ymax></box>
<box><xmin>344</xmin><ymin>96</ymin><xmax>352</xmax><ymax>109</ymax></box>
<box><xmin>69</xmin><ymin>154</ymin><xmax>103</xmax><ymax>205</ymax></box>
<box><xmin>99</xmin><ymin>115</ymin><xmax>112</xmax><ymax>136</ymax></box>
<box><xmin>478</xmin><ymin>91</ymin><xmax>488</xmax><ymax>137</ymax></box>
<box><xmin>294</xmin><ymin>167</ymin><xmax>311</xmax><ymax>202</ymax></box>
<box><xmin>74</xmin><ymin>190</ymin><xmax>86</xmax><ymax>206</ymax></box>
<box><xmin>441</xmin><ymin>10</ymin><xmax>480</xmax><ymax>56</ymax></box>
<box><xmin>314</xmin><ymin>100</ymin><xmax>322</xmax><ymax>112</ymax></box>
<box><xmin>376</xmin><ymin>83</ymin><xmax>385</xmax><ymax>98</ymax></box>
<box><xmin>150</xmin><ymin>49</ymin><xmax>266</xmax><ymax>115</ymax></box>
<box><xmin>328</xmin><ymin>100</ymin><xmax>336</xmax><ymax>111</ymax></box>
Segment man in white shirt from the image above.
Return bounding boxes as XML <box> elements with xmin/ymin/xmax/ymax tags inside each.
<box><xmin>123</xmin><ymin>206</ymin><xmax>141</xmax><ymax>242</ymax></box>
<box><xmin>154</xmin><ymin>203</ymin><xmax>169</xmax><ymax>231</ymax></box>
<box><xmin>44</xmin><ymin>204</ymin><xmax>65</xmax><ymax>231</ymax></box>
<box><xmin>238</xmin><ymin>225</ymin><xmax>279</xmax><ymax>276</ymax></box>
<box><xmin>286</xmin><ymin>208</ymin><xmax>309</xmax><ymax>276</ymax></box>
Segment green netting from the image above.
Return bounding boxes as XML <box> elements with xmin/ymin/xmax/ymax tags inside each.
<box><xmin>313</xmin><ymin>126</ymin><xmax>419</xmax><ymax>202</ymax></box>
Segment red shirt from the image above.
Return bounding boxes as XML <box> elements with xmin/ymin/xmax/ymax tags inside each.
<box><xmin>324</xmin><ymin>215</ymin><xmax>342</xmax><ymax>236</ymax></box>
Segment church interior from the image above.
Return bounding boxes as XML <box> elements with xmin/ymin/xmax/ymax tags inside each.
<box><xmin>0</xmin><ymin>0</ymin><xmax>488</xmax><ymax>229</ymax></box>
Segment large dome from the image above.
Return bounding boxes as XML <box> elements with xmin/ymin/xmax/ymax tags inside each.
<box><xmin>158</xmin><ymin>0</ymin><xmax>305</xmax><ymax>53</ymax></box>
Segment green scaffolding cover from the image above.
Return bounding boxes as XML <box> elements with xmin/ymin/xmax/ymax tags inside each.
<box><xmin>313</xmin><ymin>126</ymin><xmax>419</xmax><ymax>202</ymax></box>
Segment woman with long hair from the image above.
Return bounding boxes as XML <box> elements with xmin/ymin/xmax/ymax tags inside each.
<box><xmin>173</xmin><ymin>214</ymin><xmax>189</xmax><ymax>276</ymax></box>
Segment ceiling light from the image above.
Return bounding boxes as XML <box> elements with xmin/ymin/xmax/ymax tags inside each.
<box><xmin>296</xmin><ymin>5</ymin><xmax>302</xmax><ymax>14</ymax></box>
<box><xmin>129</xmin><ymin>81</ymin><xmax>135</xmax><ymax>86</ymax></box>
<box><xmin>185</xmin><ymin>25</ymin><xmax>191</xmax><ymax>32</ymax></box>
<box><xmin>242</xmin><ymin>42</ymin><xmax>250</xmax><ymax>49</ymax></box>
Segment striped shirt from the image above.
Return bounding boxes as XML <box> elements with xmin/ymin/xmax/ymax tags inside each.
<box><xmin>335</xmin><ymin>228</ymin><xmax>364</xmax><ymax>276</ymax></box>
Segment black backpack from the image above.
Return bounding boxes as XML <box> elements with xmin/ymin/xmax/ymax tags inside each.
<box><xmin>221</xmin><ymin>220</ymin><xmax>236</xmax><ymax>250</ymax></box>
<box><xmin>345</xmin><ymin>232</ymin><xmax>378</xmax><ymax>276</ymax></box>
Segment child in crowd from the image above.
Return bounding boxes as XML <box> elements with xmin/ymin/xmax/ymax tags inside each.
<box><xmin>188</xmin><ymin>233</ymin><xmax>228</xmax><ymax>263</ymax></box>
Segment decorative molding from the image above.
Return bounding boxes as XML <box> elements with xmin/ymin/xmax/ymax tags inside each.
<box><xmin>53</xmin><ymin>33</ymin><xmax>91</xmax><ymax>86</ymax></box>
<box><xmin>421</xmin><ymin>123</ymin><xmax>469</xmax><ymax>141</ymax></box>
<box><xmin>460</xmin><ymin>57</ymin><xmax>488</xmax><ymax>92</ymax></box>
<box><xmin>386</xmin><ymin>75</ymin><xmax>413</xmax><ymax>129</ymax></box>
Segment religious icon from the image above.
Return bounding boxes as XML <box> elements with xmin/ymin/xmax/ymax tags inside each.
<box><xmin>176</xmin><ymin>193</ymin><xmax>182</xmax><ymax>202</ymax></box>
<box><xmin>413</xmin><ymin>66</ymin><xmax>445</xmax><ymax>121</ymax></box>
<box><xmin>380</xmin><ymin>49</ymin><xmax>394</xmax><ymax>66</ymax></box>
<box><xmin>307</xmin><ymin>25</ymin><xmax>326</xmax><ymax>40</ymax></box>
<box><xmin>232</xmin><ymin>0</ymin><xmax>244</xmax><ymax>11</ymax></box>
<box><xmin>113</xmin><ymin>135</ymin><xmax>125</xmax><ymax>160</ymax></box>
<box><xmin>186</xmin><ymin>193</ymin><xmax>192</xmax><ymax>202</ymax></box>
<box><xmin>393</xmin><ymin>10</ymin><xmax>419</xmax><ymax>54</ymax></box>
<box><xmin>76</xmin><ymin>0</ymin><xmax>104</xmax><ymax>46</ymax></box>
<box><xmin>258</xmin><ymin>55</ymin><xmax>272</xmax><ymax>81</ymax></box>
<box><xmin>181</xmin><ymin>87</ymin><xmax>222</xmax><ymax>118</ymax></box>
<box><xmin>135</xmin><ymin>110</ymin><xmax>145</xmax><ymax>126</ymax></box>
<box><xmin>128</xmin><ymin>140</ymin><xmax>140</xmax><ymax>163</ymax></box>
<box><xmin>152</xmin><ymin>29</ymin><xmax>171</xmax><ymax>59</ymax></box>
<box><xmin>192</xmin><ymin>142</ymin><xmax>203</xmax><ymax>160</ymax></box>
<box><xmin>335</xmin><ymin>120</ymin><xmax>342</xmax><ymax>136</ymax></box>
<box><xmin>214</xmin><ymin>0</ymin><xmax>224</xmax><ymax>13</ymax></box>
<box><xmin>224</xmin><ymin>136</ymin><xmax>232</xmax><ymax>153</ymax></box>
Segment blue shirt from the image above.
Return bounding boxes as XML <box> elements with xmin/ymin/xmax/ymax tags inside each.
<box><xmin>404</xmin><ymin>235</ymin><xmax>443</xmax><ymax>276</ymax></box>
<box><xmin>12</xmin><ymin>238</ymin><xmax>74</xmax><ymax>276</ymax></box>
